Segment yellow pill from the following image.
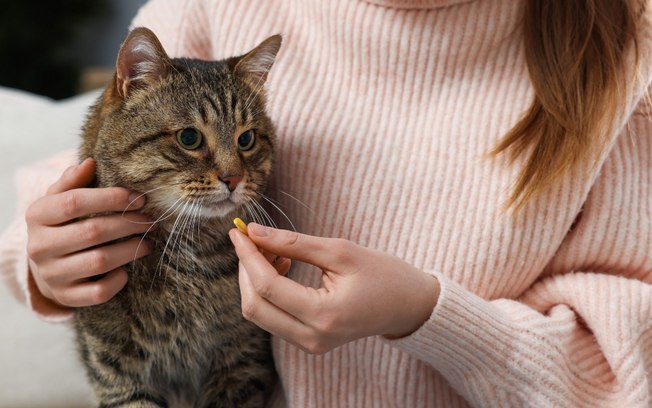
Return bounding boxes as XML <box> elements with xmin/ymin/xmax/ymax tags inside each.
<box><xmin>233</xmin><ymin>217</ymin><xmax>248</xmax><ymax>235</ymax></box>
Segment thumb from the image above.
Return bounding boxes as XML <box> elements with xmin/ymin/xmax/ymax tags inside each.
<box><xmin>246</xmin><ymin>223</ymin><xmax>345</xmax><ymax>270</ymax></box>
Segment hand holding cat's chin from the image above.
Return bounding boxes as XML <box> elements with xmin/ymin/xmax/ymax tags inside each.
<box><xmin>26</xmin><ymin>159</ymin><xmax>155</xmax><ymax>308</ymax></box>
<box><xmin>229</xmin><ymin>224</ymin><xmax>440</xmax><ymax>354</ymax></box>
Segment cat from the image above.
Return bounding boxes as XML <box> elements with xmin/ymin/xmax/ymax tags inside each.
<box><xmin>75</xmin><ymin>27</ymin><xmax>281</xmax><ymax>408</ymax></box>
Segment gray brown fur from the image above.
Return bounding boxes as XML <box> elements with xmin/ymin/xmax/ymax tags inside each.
<box><xmin>75</xmin><ymin>28</ymin><xmax>281</xmax><ymax>407</ymax></box>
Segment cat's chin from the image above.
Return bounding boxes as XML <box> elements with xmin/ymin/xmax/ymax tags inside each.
<box><xmin>198</xmin><ymin>202</ymin><xmax>239</xmax><ymax>219</ymax></box>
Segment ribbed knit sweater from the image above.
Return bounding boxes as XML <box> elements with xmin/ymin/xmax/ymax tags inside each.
<box><xmin>1</xmin><ymin>0</ymin><xmax>651</xmax><ymax>406</ymax></box>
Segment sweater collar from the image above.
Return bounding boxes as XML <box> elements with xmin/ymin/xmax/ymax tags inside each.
<box><xmin>361</xmin><ymin>0</ymin><xmax>475</xmax><ymax>9</ymax></box>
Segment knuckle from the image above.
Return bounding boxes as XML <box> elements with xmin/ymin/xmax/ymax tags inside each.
<box><xmin>26</xmin><ymin>238</ymin><xmax>46</xmax><ymax>260</ymax></box>
<box><xmin>88</xmin><ymin>284</ymin><xmax>112</xmax><ymax>305</ymax></box>
<box><xmin>62</xmin><ymin>191</ymin><xmax>80</xmax><ymax>219</ymax></box>
<box><xmin>241</xmin><ymin>300</ymin><xmax>257</xmax><ymax>321</ymax></box>
<box><xmin>80</xmin><ymin>220</ymin><xmax>103</xmax><ymax>243</ymax></box>
<box><xmin>314</xmin><ymin>311</ymin><xmax>338</xmax><ymax>336</ymax></box>
<box><xmin>53</xmin><ymin>288</ymin><xmax>74</xmax><ymax>307</ymax></box>
<box><xmin>303</xmin><ymin>334</ymin><xmax>329</xmax><ymax>355</ymax></box>
<box><xmin>281</xmin><ymin>231</ymin><xmax>301</xmax><ymax>247</ymax></box>
<box><xmin>87</xmin><ymin>251</ymin><xmax>110</xmax><ymax>274</ymax></box>
<box><xmin>330</xmin><ymin>238</ymin><xmax>355</xmax><ymax>264</ymax></box>
<box><xmin>36</xmin><ymin>263</ymin><xmax>60</xmax><ymax>284</ymax></box>
<box><xmin>333</xmin><ymin>238</ymin><xmax>354</xmax><ymax>252</ymax></box>
<box><xmin>253</xmin><ymin>279</ymin><xmax>274</xmax><ymax>300</ymax></box>
<box><xmin>107</xmin><ymin>188</ymin><xmax>126</xmax><ymax>208</ymax></box>
<box><xmin>25</xmin><ymin>203</ymin><xmax>40</xmax><ymax>225</ymax></box>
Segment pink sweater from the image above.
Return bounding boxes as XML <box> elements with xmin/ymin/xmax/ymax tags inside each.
<box><xmin>1</xmin><ymin>0</ymin><xmax>651</xmax><ymax>406</ymax></box>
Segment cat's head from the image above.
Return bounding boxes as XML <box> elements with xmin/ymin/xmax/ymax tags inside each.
<box><xmin>82</xmin><ymin>27</ymin><xmax>281</xmax><ymax>221</ymax></box>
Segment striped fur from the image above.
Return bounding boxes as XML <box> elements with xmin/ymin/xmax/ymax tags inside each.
<box><xmin>75</xmin><ymin>28</ymin><xmax>280</xmax><ymax>407</ymax></box>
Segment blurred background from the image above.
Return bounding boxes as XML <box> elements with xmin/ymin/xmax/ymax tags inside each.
<box><xmin>0</xmin><ymin>2</ymin><xmax>147</xmax><ymax>406</ymax></box>
<box><xmin>0</xmin><ymin>0</ymin><xmax>148</xmax><ymax>99</ymax></box>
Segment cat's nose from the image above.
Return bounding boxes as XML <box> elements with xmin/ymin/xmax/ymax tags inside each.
<box><xmin>219</xmin><ymin>175</ymin><xmax>242</xmax><ymax>192</ymax></box>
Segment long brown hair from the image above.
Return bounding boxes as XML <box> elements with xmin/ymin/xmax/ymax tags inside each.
<box><xmin>493</xmin><ymin>0</ymin><xmax>645</xmax><ymax>209</ymax></box>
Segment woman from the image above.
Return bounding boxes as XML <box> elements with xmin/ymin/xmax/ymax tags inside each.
<box><xmin>1</xmin><ymin>0</ymin><xmax>650</xmax><ymax>406</ymax></box>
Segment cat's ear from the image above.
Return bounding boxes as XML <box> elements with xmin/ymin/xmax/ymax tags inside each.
<box><xmin>115</xmin><ymin>27</ymin><xmax>170</xmax><ymax>98</ymax></box>
<box><xmin>229</xmin><ymin>35</ymin><xmax>282</xmax><ymax>84</ymax></box>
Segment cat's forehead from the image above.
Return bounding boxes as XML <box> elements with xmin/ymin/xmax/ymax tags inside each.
<box><xmin>122</xmin><ymin>57</ymin><xmax>266</xmax><ymax>135</ymax></box>
<box><xmin>152</xmin><ymin>61</ymin><xmax>261</xmax><ymax>118</ymax></box>
<box><xmin>167</xmin><ymin>59</ymin><xmax>232</xmax><ymax>91</ymax></box>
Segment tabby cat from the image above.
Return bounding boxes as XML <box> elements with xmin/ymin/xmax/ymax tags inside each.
<box><xmin>75</xmin><ymin>27</ymin><xmax>280</xmax><ymax>407</ymax></box>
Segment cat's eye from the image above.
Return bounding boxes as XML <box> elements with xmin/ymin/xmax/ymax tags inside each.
<box><xmin>177</xmin><ymin>128</ymin><xmax>203</xmax><ymax>150</ymax></box>
<box><xmin>237</xmin><ymin>130</ymin><xmax>255</xmax><ymax>151</ymax></box>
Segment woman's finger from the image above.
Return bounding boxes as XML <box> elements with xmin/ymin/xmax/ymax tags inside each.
<box><xmin>245</xmin><ymin>223</ymin><xmax>348</xmax><ymax>271</ymax></box>
<box><xmin>32</xmin><ymin>213</ymin><xmax>155</xmax><ymax>260</ymax></box>
<box><xmin>274</xmin><ymin>256</ymin><xmax>292</xmax><ymax>276</ymax></box>
<box><xmin>230</xmin><ymin>229</ymin><xmax>322</xmax><ymax>321</ymax></box>
<box><xmin>239</xmin><ymin>262</ymin><xmax>316</xmax><ymax>352</ymax></box>
<box><xmin>261</xmin><ymin>250</ymin><xmax>291</xmax><ymax>276</ymax></box>
<box><xmin>46</xmin><ymin>237</ymin><xmax>153</xmax><ymax>284</ymax></box>
<box><xmin>56</xmin><ymin>267</ymin><xmax>129</xmax><ymax>307</ymax></box>
<box><xmin>27</xmin><ymin>187</ymin><xmax>147</xmax><ymax>226</ymax></box>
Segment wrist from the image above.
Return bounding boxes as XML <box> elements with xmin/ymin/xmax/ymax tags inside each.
<box><xmin>385</xmin><ymin>273</ymin><xmax>440</xmax><ymax>339</ymax></box>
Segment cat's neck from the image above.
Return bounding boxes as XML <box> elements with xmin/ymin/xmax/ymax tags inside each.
<box><xmin>149</xmin><ymin>214</ymin><xmax>233</xmax><ymax>250</ymax></box>
<box><xmin>127</xmin><ymin>214</ymin><xmax>237</xmax><ymax>288</ymax></box>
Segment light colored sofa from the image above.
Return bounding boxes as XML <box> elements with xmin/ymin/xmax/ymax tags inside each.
<box><xmin>0</xmin><ymin>86</ymin><xmax>101</xmax><ymax>407</ymax></box>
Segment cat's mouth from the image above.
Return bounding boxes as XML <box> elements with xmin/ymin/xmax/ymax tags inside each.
<box><xmin>201</xmin><ymin>197</ymin><xmax>239</xmax><ymax>217</ymax></box>
<box><xmin>155</xmin><ymin>185</ymin><xmax>249</xmax><ymax>220</ymax></box>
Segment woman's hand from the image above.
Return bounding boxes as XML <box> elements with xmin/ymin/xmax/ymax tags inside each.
<box><xmin>229</xmin><ymin>223</ymin><xmax>440</xmax><ymax>354</ymax></box>
<box><xmin>25</xmin><ymin>159</ymin><xmax>154</xmax><ymax>308</ymax></box>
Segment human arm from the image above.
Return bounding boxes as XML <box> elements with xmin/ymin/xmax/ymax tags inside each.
<box><xmin>230</xmin><ymin>106</ymin><xmax>652</xmax><ymax>406</ymax></box>
<box><xmin>0</xmin><ymin>154</ymin><xmax>154</xmax><ymax>320</ymax></box>
<box><xmin>230</xmin><ymin>226</ymin><xmax>440</xmax><ymax>352</ymax></box>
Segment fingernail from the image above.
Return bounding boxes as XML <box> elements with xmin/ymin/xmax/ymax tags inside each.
<box><xmin>77</xmin><ymin>158</ymin><xmax>94</xmax><ymax>171</ymax></box>
<box><xmin>128</xmin><ymin>193</ymin><xmax>146</xmax><ymax>208</ymax></box>
<box><xmin>248</xmin><ymin>223</ymin><xmax>271</xmax><ymax>237</ymax></box>
<box><xmin>228</xmin><ymin>229</ymin><xmax>241</xmax><ymax>244</ymax></box>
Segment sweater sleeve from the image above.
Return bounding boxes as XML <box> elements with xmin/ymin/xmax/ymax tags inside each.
<box><xmin>0</xmin><ymin>150</ymin><xmax>77</xmax><ymax>322</ymax></box>
<box><xmin>384</xmin><ymin>95</ymin><xmax>652</xmax><ymax>405</ymax></box>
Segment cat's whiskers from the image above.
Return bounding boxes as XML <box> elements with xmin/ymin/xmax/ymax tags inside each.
<box><xmin>133</xmin><ymin>195</ymin><xmax>186</xmax><ymax>265</ymax></box>
<box><xmin>188</xmin><ymin>201</ymin><xmax>202</xmax><ymax>273</ymax></box>
<box><xmin>167</xmin><ymin>200</ymin><xmax>195</xmax><ymax>279</ymax></box>
<box><xmin>243</xmin><ymin>202</ymin><xmax>256</xmax><ymax>224</ymax></box>
<box><xmin>260</xmin><ymin>194</ymin><xmax>297</xmax><ymax>232</ymax></box>
<box><xmin>278</xmin><ymin>190</ymin><xmax>314</xmax><ymax>214</ymax></box>
<box><xmin>121</xmin><ymin>182</ymin><xmax>188</xmax><ymax>224</ymax></box>
<box><xmin>251</xmin><ymin>199</ymin><xmax>277</xmax><ymax>229</ymax></box>
<box><xmin>189</xmin><ymin>202</ymin><xmax>203</xmax><ymax>291</ymax></box>
<box><xmin>172</xmin><ymin>200</ymin><xmax>200</xmax><ymax>315</ymax></box>
<box><xmin>244</xmin><ymin>201</ymin><xmax>263</xmax><ymax>226</ymax></box>
<box><xmin>169</xmin><ymin>200</ymin><xmax>194</xmax><ymax>320</ymax></box>
<box><xmin>153</xmin><ymin>200</ymin><xmax>190</xmax><ymax>288</ymax></box>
